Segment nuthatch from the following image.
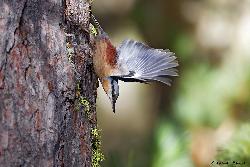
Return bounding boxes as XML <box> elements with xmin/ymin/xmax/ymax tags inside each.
<box><xmin>91</xmin><ymin>15</ymin><xmax>178</xmax><ymax>113</ymax></box>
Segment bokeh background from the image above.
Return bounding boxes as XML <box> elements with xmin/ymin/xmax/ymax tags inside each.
<box><xmin>92</xmin><ymin>0</ymin><xmax>250</xmax><ymax>166</ymax></box>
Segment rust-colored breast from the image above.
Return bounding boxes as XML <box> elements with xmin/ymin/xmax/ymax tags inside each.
<box><xmin>93</xmin><ymin>38</ymin><xmax>117</xmax><ymax>79</ymax></box>
<box><xmin>105</xmin><ymin>40</ymin><xmax>117</xmax><ymax>67</ymax></box>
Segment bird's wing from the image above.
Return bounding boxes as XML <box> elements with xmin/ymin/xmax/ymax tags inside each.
<box><xmin>113</xmin><ymin>39</ymin><xmax>178</xmax><ymax>85</ymax></box>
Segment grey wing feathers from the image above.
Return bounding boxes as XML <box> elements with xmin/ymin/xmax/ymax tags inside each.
<box><xmin>116</xmin><ymin>39</ymin><xmax>178</xmax><ymax>85</ymax></box>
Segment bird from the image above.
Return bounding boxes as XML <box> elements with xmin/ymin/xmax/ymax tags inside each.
<box><xmin>91</xmin><ymin>15</ymin><xmax>178</xmax><ymax>113</ymax></box>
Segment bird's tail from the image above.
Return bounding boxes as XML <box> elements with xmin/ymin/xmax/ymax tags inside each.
<box><xmin>115</xmin><ymin>40</ymin><xmax>178</xmax><ymax>85</ymax></box>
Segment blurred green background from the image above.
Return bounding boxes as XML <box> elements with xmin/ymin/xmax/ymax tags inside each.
<box><xmin>93</xmin><ymin>0</ymin><xmax>250</xmax><ymax>166</ymax></box>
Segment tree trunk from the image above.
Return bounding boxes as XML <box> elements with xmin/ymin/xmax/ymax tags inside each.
<box><xmin>0</xmin><ymin>0</ymin><xmax>100</xmax><ymax>166</ymax></box>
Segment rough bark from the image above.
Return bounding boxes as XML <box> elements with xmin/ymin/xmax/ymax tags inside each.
<box><xmin>0</xmin><ymin>0</ymin><xmax>98</xmax><ymax>166</ymax></box>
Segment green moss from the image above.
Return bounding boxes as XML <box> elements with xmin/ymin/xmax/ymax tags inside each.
<box><xmin>79</xmin><ymin>97</ymin><xmax>90</xmax><ymax>111</ymax></box>
<box><xmin>75</xmin><ymin>94</ymin><xmax>91</xmax><ymax>119</ymax></box>
<box><xmin>91</xmin><ymin>128</ymin><xmax>105</xmax><ymax>167</ymax></box>
<box><xmin>75</xmin><ymin>82</ymin><xmax>92</xmax><ymax>119</ymax></box>
<box><xmin>90</xmin><ymin>24</ymin><xmax>97</xmax><ymax>36</ymax></box>
<box><xmin>80</xmin><ymin>96</ymin><xmax>90</xmax><ymax>116</ymax></box>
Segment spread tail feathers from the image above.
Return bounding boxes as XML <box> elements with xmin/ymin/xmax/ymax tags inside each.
<box><xmin>115</xmin><ymin>40</ymin><xmax>178</xmax><ymax>85</ymax></box>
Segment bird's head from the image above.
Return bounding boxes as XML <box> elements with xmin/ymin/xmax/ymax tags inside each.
<box><xmin>101</xmin><ymin>77</ymin><xmax>119</xmax><ymax>113</ymax></box>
